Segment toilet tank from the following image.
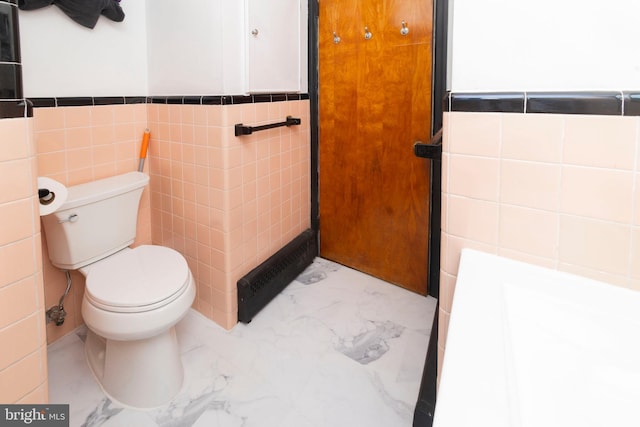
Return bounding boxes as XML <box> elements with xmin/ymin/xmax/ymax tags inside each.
<box><xmin>41</xmin><ymin>172</ymin><xmax>150</xmax><ymax>270</ymax></box>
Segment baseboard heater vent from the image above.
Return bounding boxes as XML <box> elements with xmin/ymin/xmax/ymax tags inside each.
<box><xmin>238</xmin><ymin>228</ymin><xmax>316</xmax><ymax>323</ymax></box>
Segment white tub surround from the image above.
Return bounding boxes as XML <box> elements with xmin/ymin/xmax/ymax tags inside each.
<box><xmin>435</xmin><ymin>249</ymin><xmax>640</xmax><ymax>427</ymax></box>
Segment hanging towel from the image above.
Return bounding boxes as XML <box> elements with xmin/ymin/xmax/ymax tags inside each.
<box><xmin>18</xmin><ymin>0</ymin><xmax>125</xmax><ymax>29</ymax></box>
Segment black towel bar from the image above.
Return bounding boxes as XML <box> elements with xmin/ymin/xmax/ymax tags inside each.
<box><xmin>235</xmin><ymin>116</ymin><xmax>301</xmax><ymax>137</ymax></box>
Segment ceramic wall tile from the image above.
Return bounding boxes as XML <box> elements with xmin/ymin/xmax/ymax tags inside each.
<box><xmin>442</xmin><ymin>109</ymin><xmax>640</xmax><ymax>369</ymax></box>
<box><xmin>560</xmin><ymin>166</ymin><xmax>634</xmax><ymax>223</ymax></box>
<box><xmin>448</xmin><ymin>155</ymin><xmax>500</xmax><ymax>201</ymax></box>
<box><xmin>498</xmin><ymin>205</ymin><xmax>558</xmax><ymax>259</ymax></box>
<box><xmin>501</xmin><ymin>113</ymin><xmax>563</xmax><ymax>163</ymax></box>
<box><xmin>563</xmin><ymin>115</ymin><xmax>636</xmax><ymax>170</ymax></box>
<box><xmin>447</xmin><ymin>196</ymin><xmax>499</xmax><ymax>245</ymax></box>
<box><xmin>448</xmin><ymin>112</ymin><xmax>501</xmax><ymax>157</ymax></box>
<box><xmin>501</xmin><ymin>160</ymin><xmax>561</xmax><ymax>211</ymax></box>
<box><xmin>558</xmin><ymin>215</ymin><xmax>630</xmax><ymax>278</ymax></box>
<box><xmin>149</xmin><ymin>100</ymin><xmax>311</xmax><ymax>330</ymax></box>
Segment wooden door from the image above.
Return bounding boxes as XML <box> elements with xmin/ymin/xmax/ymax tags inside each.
<box><xmin>319</xmin><ymin>0</ymin><xmax>432</xmax><ymax>295</ymax></box>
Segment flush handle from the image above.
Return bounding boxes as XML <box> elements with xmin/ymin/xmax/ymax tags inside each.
<box><xmin>58</xmin><ymin>213</ymin><xmax>79</xmax><ymax>224</ymax></box>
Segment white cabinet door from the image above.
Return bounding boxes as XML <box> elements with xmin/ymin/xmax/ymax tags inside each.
<box><xmin>245</xmin><ymin>0</ymin><xmax>301</xmax><ymax>93</ymax></box>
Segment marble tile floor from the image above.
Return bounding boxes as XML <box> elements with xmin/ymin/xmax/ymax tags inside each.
<box><xmin>47</xmin><ymin>258</ymin><xmax>437</xmax><ymax>427</ymax></box>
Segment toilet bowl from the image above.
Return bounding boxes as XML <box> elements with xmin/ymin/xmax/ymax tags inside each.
<box><xmin>40</xmin><ymin>172</ymin><xmax>196</xmax><ymax>408</ymax></box>
<box><xmin>80</xmin><ymin>245</ymin><xmax>196</xmax><ymax>408</ymax></box>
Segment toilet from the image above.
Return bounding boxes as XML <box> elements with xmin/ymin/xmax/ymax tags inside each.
<box><xmin>41</xmin><ymin>171</ymin><xmax>196</xmax><ymax>408</ymax></box>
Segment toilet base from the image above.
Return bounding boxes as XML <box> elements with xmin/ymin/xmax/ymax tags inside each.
<box><xmin>85</xmin><ymin>327</ymin><xmax>184</xmax><ymax>409</ymax></box>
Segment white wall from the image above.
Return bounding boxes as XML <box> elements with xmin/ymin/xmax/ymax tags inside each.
<box><xmin>19</xmin><ymin>0</ymin><xmax>308</xmax><ymax>97</ymax></box>
<box><xmin>19</xmin><ymin>0</ymin><xmax>148</xmax><ymax>97</ymax></box>
<box><xmin>450</xmin><ymin>0</ymin><xmax>640</xmax><ymax>92</ymax></box>
<box><xmin>146</xmin><ymin>0</ymin><xmax>227</xmax><ymax>96</ymax></box>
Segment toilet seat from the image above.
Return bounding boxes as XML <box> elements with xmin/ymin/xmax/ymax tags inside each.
<box><xmin>85</xmin><ymin>245</ymin><xmax>191</xmax><ymax>313</ymax></box>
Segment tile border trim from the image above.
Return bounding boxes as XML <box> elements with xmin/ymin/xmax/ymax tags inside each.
<box><xmin>28</xmin><ymin>93</ymin><xmax>310</xmax><ymax>108</ymax></box>
<box><xmin>445</xmin><ymin>91</ymin><xmax>640</xmax><ymax>116</ymax></box>
<box><xmin>1</xmin><ymin>93</ymin><xmax>309</xmax><ymax>119</ymax></box>
<box><xmin>0</xmin><ymin>100</ymin><xmax>31</xmax><ymax>119</ymax></box>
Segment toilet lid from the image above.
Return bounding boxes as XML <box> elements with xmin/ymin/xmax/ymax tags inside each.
<box><xmin>85</xmin><ymin>245</ymin><xmax>190</xmax><ymax>309</ymax></box>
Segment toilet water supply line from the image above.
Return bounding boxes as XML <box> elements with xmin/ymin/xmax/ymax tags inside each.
<box><xmin>46</xmin><ymin>271</ymin><xmax>72</xmax><ymax>326</ymax></box>
<box><xmin>138</xmin><ymin>129</ymin><xmax>151</xmax><ymax>172</ymax></box>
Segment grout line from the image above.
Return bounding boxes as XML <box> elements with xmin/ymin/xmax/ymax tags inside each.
<box><xmin>554</xmin><ymin>116</ymin><xmax>566</xmax><ymax>270</ymax></box>
<box><xmin>627</xmin><ymin>118</ymin><xmax>640</xmax><ymax>281</ymax></box>
<box><xmin>494</xmin><ymin>114</ymin><xmax>503</xmax><ymax>249</ymax></box>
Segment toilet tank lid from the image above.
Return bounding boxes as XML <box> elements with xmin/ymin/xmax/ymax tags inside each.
<box><xmin>59</xmin><ymin>172</ymin><xmax>149</xmax><ymax>211</ymax></box>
